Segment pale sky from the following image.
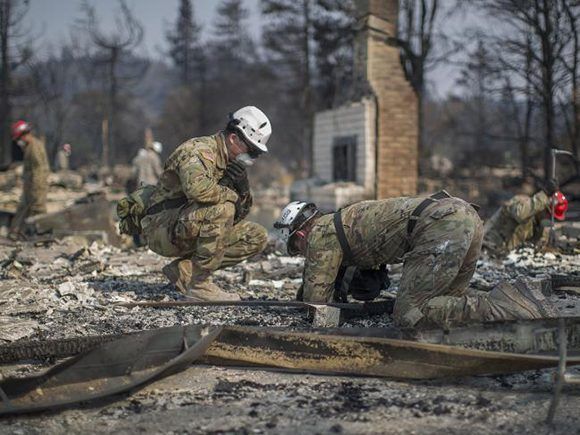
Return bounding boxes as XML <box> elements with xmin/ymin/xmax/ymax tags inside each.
<box><xmin>24</xmin><ymin>0</ymin><xmax>466</xmax><ymax>97</ymax></box>
<box><xmin>25</xmin><ymin>0</ymin><xmax>261</xmax><ymax>54</ymax></box>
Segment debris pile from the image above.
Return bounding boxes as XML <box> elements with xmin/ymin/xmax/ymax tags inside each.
<box><xmin>0</xmin><ymin>232</ymin><xmax>579</xmax><ymax>431</ymax></box>
<box><xmin>0</xmin><ymin>236</ymin><xmax>578</xmax><ymax>347</ymax></box>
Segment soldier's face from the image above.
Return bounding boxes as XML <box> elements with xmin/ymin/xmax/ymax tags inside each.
<box><xmin>17</xmin><ymin>133</ymin><xmax>31</xmax><ymax>148</ymax></box>
<box><xmin>289</xmin><ymin>229</ymin><xmax>309</xmax><ymax>256</ymax></box>
<box><xmin>227</xmin><ymin>133</ymin><xmax>249</xmax><ymax>158</ymax></box>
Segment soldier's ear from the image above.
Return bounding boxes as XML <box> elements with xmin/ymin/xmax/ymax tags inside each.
<box><xmin>295</xmin><ymin>230</ymin><xmax>307</xmax><ymax>240</ymax></box>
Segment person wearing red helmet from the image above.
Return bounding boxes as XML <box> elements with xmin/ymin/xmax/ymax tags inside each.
<box><xmin>551</xmin><ymin>191</ymin><xmax>569</xmax><ymax>221</ymax></box>
<box><xmin>9</xmin><ymin>120</ymin><xmax>50</xmax><ymax>238</ymax></box>
<box><xmin>483</xmin><ymin>178</ymin><xmax>566</xmax><ymax>256</ymax></box>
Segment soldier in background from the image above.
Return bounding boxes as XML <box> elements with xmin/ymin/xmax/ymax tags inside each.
<box><xmin>483</xmin><ymin>179</ymin><xmax>568</xmax><ymax>256</ymax></box>
<box><xmin>9</xmin><ymin>120</ymin><xmax>50</xmax><ymax>238</ymax></box>
<box><xmin>137</xmin><ymin>106</ymin><xmax>271</xmax><ymax>301</ymax></box>
<box><xmin>274</xmin><ymin>194</ymin><xmax>555</xmax><ymax>329</ymax></box>
<box><xmin>126</xmin><ymin>142</ymin><xmax>163</xmax><ymax>246</ymax></box>
<box><xmin>131</xmin><ymin>141</ymin><xmax>163</xmax><ymax>187</ymax></box>
<box><xmin>149</xmin><ymin>140</ymin><xmax>163</xmax><ymax>179</ymax></box>
<box><xmin>54</xmin><ymin>143</ymin><xmax>72</xmax><ymax>171</ymax></box>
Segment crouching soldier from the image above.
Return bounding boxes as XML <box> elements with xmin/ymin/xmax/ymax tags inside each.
<box><xmin>118</xmin><ymin>106</ymin><xmax>270</xmax><ymax>301</ymax></box>
<box><xmin>274</xmin><ymin>193</ymin><xmax>556</xmax><ymax>329</ymax></box>
<box><xmin>483</xmin><ymin>180</ymin><xmax>568</xmax><ymax>256</ymax></box>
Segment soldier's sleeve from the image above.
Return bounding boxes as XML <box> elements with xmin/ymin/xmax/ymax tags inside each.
<box><xmin>301</xmin><ymin>226</ymin><xmax>343</xmax><ymax>303</ymax></box>
<box><xmin>506</xmin><ymin>191</ymin><xmax>549</xmax><ymax>224</ymax></box>
<box><xmin>178</xmin><ymin>146</ymin><xmax>238</xmax><ymax>205</ymax></box>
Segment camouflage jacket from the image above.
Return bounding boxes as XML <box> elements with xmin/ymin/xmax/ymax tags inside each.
<box><xmin>22</xmin><ymin>135</ymin><xmax>49</xmax><ymax>211</ymax></box>
<box><xmin>147</xmin><ymin>133</ymin><xmax>238</xmax><ymax>210</ymax></box>
<box><xmin>483</xmin><ymin>191</ymin><xmax>549</xmax><ymax>255</ymax></box>
<box><xmin>301</xmin><ymin>197</ymin><xmax>430</xmax><ymax>303</ymax></box>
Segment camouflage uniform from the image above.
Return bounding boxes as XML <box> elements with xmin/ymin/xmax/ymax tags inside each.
<box><xmin>140</xmin><ymin>133</ymin><xmax>267</xmax><ymax>279</ymax></box>
<box><xmin>301</xmin><ymin>196</ymin><xmax>539</xmax><ymax>328</ymax></box>
<box><xmin>483</xmin><ymin>191</ymin><xmax>549</xmax><ymax>256</ymax></box>
<box><xmin>10</xmin><ymin>136</ymin><xmax>49</xmax><ymax>233</ymax></box>
<box><xmin>132</xmin><ymin>148</ymin><xmax>163</xmax><ymax>186</ymax></box>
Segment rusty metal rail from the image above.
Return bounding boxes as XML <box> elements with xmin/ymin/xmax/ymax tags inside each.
<box><xmin>204</xmin><ymin>326</ymin><xmax>580</xmax><ymax>378</ymax></box>
<box><xmin>0</xmin><ymin>331</ymin><xmax>143</xmax><ymax>364</ymax></box>
<box><xmin>2</xmin><ymin>317</ymin><xmax>580</xmax><ymax>365</ymax></box>
<box><xmin>2</xmin><ymin>321</ymin><xmax>580</xmax><ymax>415</ymax></box>
<box><xmin>0</xmin><ymin>326</ymin><xmax>221</xmax><ymax>415</ymax></box>
<box><xmin>116</xmin><ymin>299</ymin><xmax>395</xmax><ymax>314</ymax></box>
<box><xmin>117</xmin><ymin>299</ymin><xmax>395</xmax><ymax>327</ymax></box>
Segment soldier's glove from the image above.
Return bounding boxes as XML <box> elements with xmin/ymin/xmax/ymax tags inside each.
<box><xmin>543</xmin><ymin>178</ymin><xmax>559</xmax><ymax>196</ymax></box>
<box><xmin>232</xmin><ymin>192</ymin><xmax>252</xmax><ymax>224</ymax></box>
<box><xmin>222</xmin><ymin>160</ymin><xmax>250</xmax><ymax>196</ymax></box>
<box><xmin>220</xmin><ymin>161</ymin><xmax>252</xmax><ymax>224</ymax></box>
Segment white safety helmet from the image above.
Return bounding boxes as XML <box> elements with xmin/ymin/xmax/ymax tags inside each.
<box><xmin>228</xmin><ymin>106</ymin><xmax>271</xmax><ymax>155</ymax></box>
<box><xmin>274</xmin><ymin>201</ymin><xmax>319</xmax><ymax>255</ymax></box>
<box><xmin>152</xmin><ymin>141</ymin><xmax>163</xmax><ymax>154</ymax></box>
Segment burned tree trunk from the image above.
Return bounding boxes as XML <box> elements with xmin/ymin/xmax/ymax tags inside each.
<box><xmin>0</xmin><ymin>0</ymin><xmax>31</xmax><ymax>166</ymax></box>
<box><xmin>398</xmin><ymin>0</ymin><xmax>439</xmax><ymax>160</ymax></box>
<box><xmin>479</xmin><ymin>0</ymin><xmax>576</xmax><ymax>180</ymax></box>
<box><xmin>81</xmin><ymin>0</ymin><xmax>144</xmax><ymax>168</ymax></box>
<box><xmin>0</xmin><ymin>0</ymin><xmax>11</xmax><ymax>166</ymax></box>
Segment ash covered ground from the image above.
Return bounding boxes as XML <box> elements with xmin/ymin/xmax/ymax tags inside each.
<box><xmin>1</xmin><ymin>237</ymin><xmax>580</xmax><ymax>433</ymax></box>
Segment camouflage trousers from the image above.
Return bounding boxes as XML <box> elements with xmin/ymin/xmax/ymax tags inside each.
<box><xmin>141</xmin><ymin>201</ymin><xmax>268</xmax><ymax>277</ymax></box>
<box><xmin>393</xmin><ymin>199</ymin><xmax>522</xmax><ymax>328</ymax></box>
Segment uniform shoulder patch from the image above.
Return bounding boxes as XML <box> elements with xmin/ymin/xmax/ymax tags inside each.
<box><xmin>199</xmin><ymin>148</ymin><xmax>216</xmax><ymax>164</ymax></box>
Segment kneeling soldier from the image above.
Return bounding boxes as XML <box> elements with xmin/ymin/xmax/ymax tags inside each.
<box><xmin>139</xmin><ymin>106</ymin><xmax>271</xmax><ymax>300</ymax></box>
<box><xmin>274</xmin><ymin>194</ymin><xmax>555</xmax><ymax>328</ymax></box>
<box><xmin>483</xmin><ymin>179</ymin><xmax>568</xmax><ymax>256</ymax></box>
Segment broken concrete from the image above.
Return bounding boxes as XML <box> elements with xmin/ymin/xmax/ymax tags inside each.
<box><xmin>311</xmin><ymin>304</ymin><xmax>342</xmax><ymax>327</ymax></box>
<box><xmin>25</xmin><ymin>192</ymin><xmax>121</xmax><ymax>246</ymax></box>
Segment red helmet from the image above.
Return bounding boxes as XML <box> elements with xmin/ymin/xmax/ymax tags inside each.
<box><xmin>11</xmin><ymin>120</ymin><xmax>31</xmax><ymax>141</ymax></box>
<box><xmin>552</xmin><ymin>191</ymin><xmax>568</xmax><ymax>221</ymax></box>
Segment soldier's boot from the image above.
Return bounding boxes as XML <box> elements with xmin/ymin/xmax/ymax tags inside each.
<box><xmin>184</xmin><ymin>277</ymin><xmax>240</xmax><ymax>302</ymax></box>
<box><xmin>162</xmin><ymin>259</ymin><xmax>240</xmax><ymax>301</ymax></box>
<box><xmin>489</xmin><ymin>278</ymin><xmax>557</xmax><ymax>319</ymax></box>
<box><xmin>162</xmin><ymin>259</ymin><xmax>191</xmax><ymax>294</ymax></box>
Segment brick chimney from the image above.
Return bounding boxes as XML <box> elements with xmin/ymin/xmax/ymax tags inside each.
<box><xmin>354</xmin><ymin>0</ymin><xmax>418</xmax><ymax>198</ymax></box>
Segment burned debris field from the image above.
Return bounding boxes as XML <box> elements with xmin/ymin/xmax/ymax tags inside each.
<box><xmin>0</xmin><ymin>236</ymin><xmax>579</xmax><ymax>433</ymax></box>
<box><xmin>2</xmin><ymin>0</ymin><xmax>580</xmax><ymax>433</ymax></box>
